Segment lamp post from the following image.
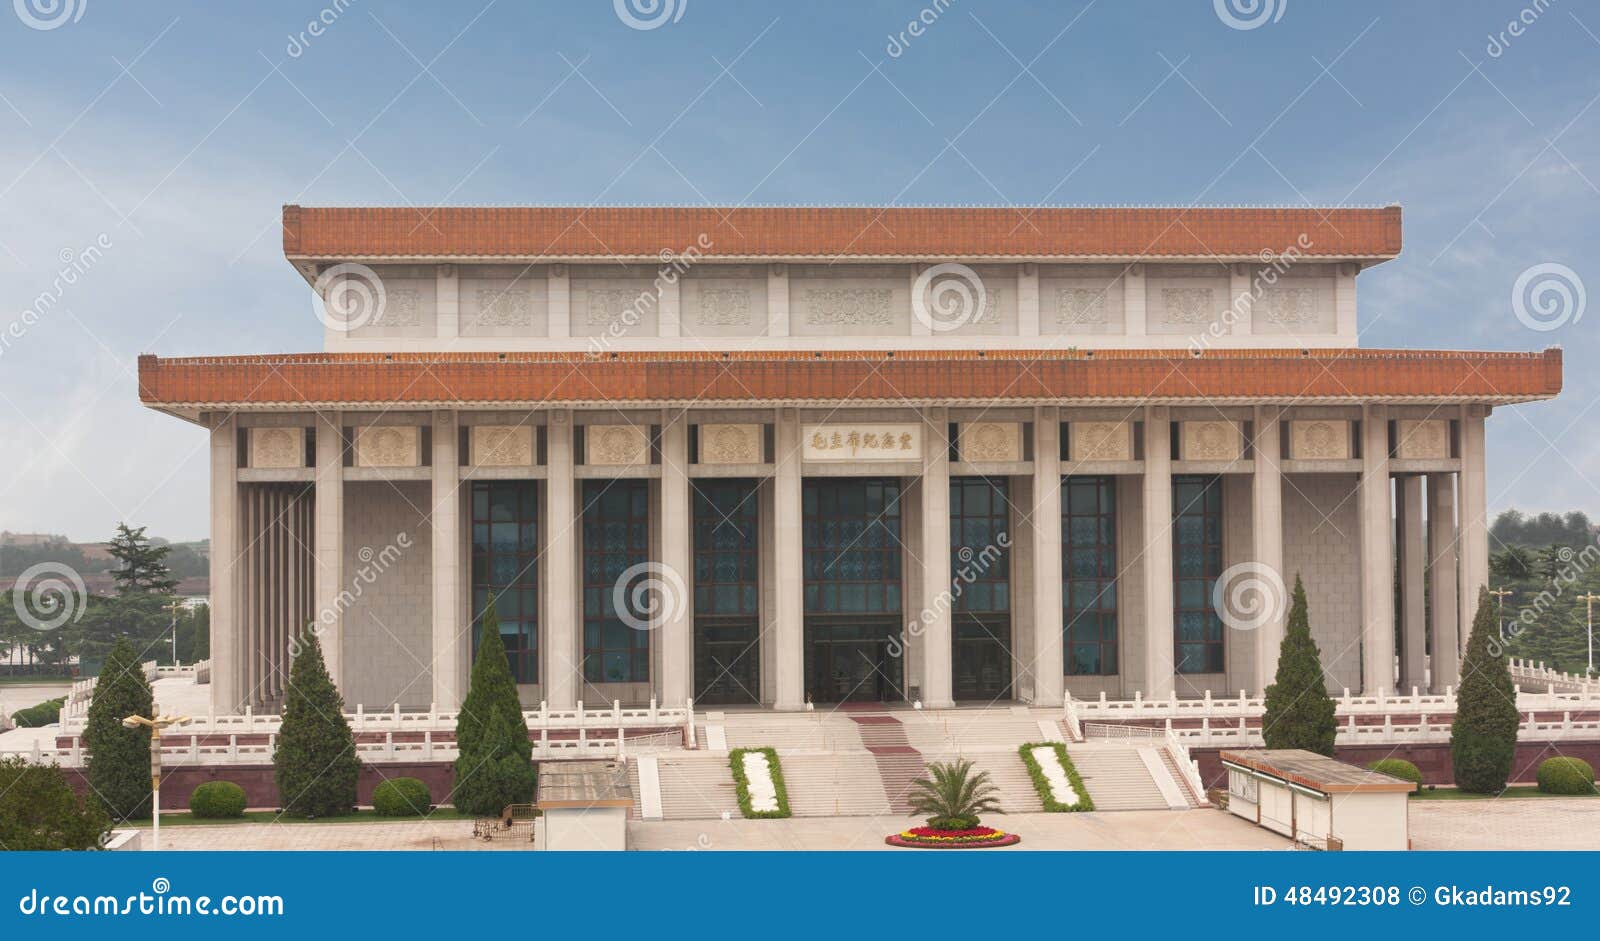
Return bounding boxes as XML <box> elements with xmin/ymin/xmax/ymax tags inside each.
<box><xmin>1489</xmin><ymin>588</ymin><xmax>1514</xmax><ymax>644</ymax></box>
<box><xmin>163</xmin><ymin>600</ymin><xmax>185</xmax><ymax>668</ymax></box>
<box><xmin>120</xmin><ymin>710</ymin><xmax>190</xmax><ymax>851</ymax></box>
<box><xmin>1578</xmin><ymin>593</ymin><xmax>1600</xmax><ymax>679</ymax></box>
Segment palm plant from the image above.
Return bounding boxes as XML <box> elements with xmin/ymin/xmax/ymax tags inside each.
<box><xmin>907</xmin><ymin>758</ymin><xmax>1002</xmax><ymax>830</ymax></box>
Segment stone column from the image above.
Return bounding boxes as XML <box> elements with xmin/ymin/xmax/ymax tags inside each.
<box><xmin>1397</xmin><ymin>475</ymin><xmax>1427</xmax><ymax>692</ymax></box>
<box><xmin>1458</xmin><ymin>407</ymin><xmax>1490</xmax><ymax>629</ymax></box>
<box><xmin>658</xmin><ymin>410</ymin><xmax>693</xmax><ymax>706</ymax></box>
<box><xmin>1427</xmin><ymin>472</ymin><xmax>1461</xmax><ymax>691</ymax></box>
<box><xmin>209</xmin><ymin>414</ymin><xmax>241</xmax><ymax>713</ymax></box>
<box><xmin>1141</xmin><ymin>406</ymin><xmax>1175</xmax><ymax>699</ymax></box>
<box><xmin>431</xmin><ymin>410</ymin><xmax>463</xmax><ymax>710</ymax></box>
<box><xmin>767</xmin><ymin>265</ymin><xmax>789</xmax><ymax>337</ymax></box>
<box><xmin>1030</xmin><ymin>408</ymin><xmax>1064</xmax><ymax>706</ymax></box>
<box><xmin>1017</xmin><ymin>264</ymin><xmax>1040</xmax><ymax>337</ymax></box>
<box><xmin>548</xmin><ymin>265</ymin><xmax>570</xmax><ymax>338</ymax></box>
<box><xmin>920</xmin><ymin>409</ymin><xmax>954</xmax><ymax>708</ymax></box>
<box><xmin>313</xmin><ymin>410</ymin><xmax>345</xmax><ymax>691</ymax></box>
<box><xmin>1251</xmin><ymin>405</ymin><xmax>1285</xmax><ymax>694</ymax></box>
<box><xmin>1359</xmin><ymin>405</ymin><xmax>1395</xmax><ymax>693</ymax></box>
<box><xmin>544</xmin><ymin>410</ymin><xmax>578</xmax><ymax>708</ymax></box>
<box><xmin>772</xmin><ymin>408</ymin><xmax>805</xmax><ymax>709</ymax></box>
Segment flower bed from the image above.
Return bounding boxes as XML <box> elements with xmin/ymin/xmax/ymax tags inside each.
<box><xmin>1019</xmin><ymin>742</ymin><xmax>1094</xmax><ymax>812</ymax></box>
<box><xmin>728</xmin><ymin>747</ymin><xmax>791</xmax><ymax>818</ymax></box>
<box><xmin>885</xmin><ymin>825</ymin><xmax>1020</xmax><ymax>849</ymax></box>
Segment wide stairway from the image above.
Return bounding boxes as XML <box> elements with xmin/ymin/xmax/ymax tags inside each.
<box><xmin>1065</xmin><ymin>744</ymin><xmax>1177</xmax><ymax>811</ymax></box>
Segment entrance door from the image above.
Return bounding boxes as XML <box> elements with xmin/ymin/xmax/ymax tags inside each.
<box><xmin>694</xmin><ymin>619</ymin><xmax>760</xmax><ymax>705</ymax></box>
<box><xmin>692</xmin><ymin>480</ymin><xmax>760</xmax><ymax>706</ymax></box>
<box><xmin>950</xmin><ymin>477</ymin><xmax>1013</xmax><ymax>701</ymax></box>
<box><xmin>802</xmin><ymin>478</ymin><xmax>904</xmax><ymax>704</ymax></box>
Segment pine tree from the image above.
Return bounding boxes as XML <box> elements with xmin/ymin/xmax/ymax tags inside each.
<box><xmin>1260</xmin><ymin>575</ymin><xmax>1338</xmax><ymax>756</ymax></box>
<box><xmin>273</xmin><ymin>631</ymin><xmax>359</xmax><ymax>817</ymax></box>
<box><xmin>1452</xmin><ymin>587</ymin><xmax>1521</xmax><ymax>793</ymax></box>
<box><xmin>452</xmin><ymin>599</ymin><xmax>534</xmax><ymax>814</ymax></box>
<box><xmin>83</xmin><ymin>637</ymin><xmax>155</xmax><ymax>822</ymax></box>
<box><xmin>107</xmin><ymin>523</ymin><xmax>178</xmax><ymax>595</ymax></box>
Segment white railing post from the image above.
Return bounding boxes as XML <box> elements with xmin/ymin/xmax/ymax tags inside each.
<box><xmin>424</xmin><ymin>730</ymin><xmax>434</xmax><ymax>760</ymax></box>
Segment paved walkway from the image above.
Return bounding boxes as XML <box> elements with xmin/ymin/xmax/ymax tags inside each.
<box><xmin>1410</xmin><ymin>798</ymin><xmax>1600</xmax><ymax>850</ymax></box>
<box><xmin>149</xmin><ymin>808</ymin><xmax>1290</xmax><ymax>851</ymax></box>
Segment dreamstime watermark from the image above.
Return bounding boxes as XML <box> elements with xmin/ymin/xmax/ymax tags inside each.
<box><xmin>612</xmin><ymin>561</ymin><xmax>688</xmax><ymax>632</ymax></box>
<box><xmin>614</xmin><ymin>0</ymin><xmax>685</xmax><ymax>31</ymax></box>
<box><xmin>912</xmin><ymin>263</ymin><xmax>987</xmax><ymax>333</ymax></box>
<box><xmin>1188</xmin><ymin>232</ymin><xmax>1314</xmax><ymax>355</ymax></box>
<box><xmin>1213</xmin><ymin>0</ymin><xmax>1285</xmax><ymax>31</ymax></box>
<box><xmin>1511</xmin><ymin>262</ymin><xmax>1585</xmax><ymax>332</ymax></box>
<box><xmin>288</xmin><ymin>532</ymin><xmax>412</xmax><ymax>656</ymax></box>
<box><xmin>1492</xmin><ymin>540</ymin><xmax>1600</xmax><ymax>658</ymax></box>
<box><xmin>1211</xmin><ymin>562</ymin><xmax>1288</xmax><ymax>633</ymax></box>
<box><xmin>2</xmin><ymin>234</ymin><xmax>113</xmax><ymax>360</ymax></box>
<box><xmin>1486</xmin><ymin>0</ymin><xmax>1556</xmax><ymax>58</ymax></box>
<box><xmin>885</xmin><ymin>0</ymin><xmax>956</xmax><ymax>58</ymax></box>
<box><xmin>286</xmin><ymin>0</ymin><xmax>357</xmax><ymax>59</ymax></box>
<box><xmin>11</xmin><ymin>562</ymin><xmax>88</xmax><ymax>632</ymax></box>
<box><xmin>311</xmin><ymin>262</ymin><xmax>387</xmax><ymax>332</ymax></box>
<box><xmin>585</xmin><ymin>233</ymin><xmax>713</xmax><ymax>357</ymax></box>
<box><xmin>14</xmin><ymin>0</ymin><xmax>86</xmax><ymax>31</ymax></box>
<box><xmin>886</xmin><ymin>534</ymin><xmax>1011</xmax><ymax>659</ymax></box>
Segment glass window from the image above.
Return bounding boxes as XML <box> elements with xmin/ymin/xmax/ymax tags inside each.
<box><xmin>470</xmin><ymin>481</ymin><xmax>538</xmax><ymax>684</ymax></box>
<box><xmin>692</xmin><ymin>480</ymin><xmax>759</xmax><ymax>616</ymax></box>
<box><xmin>802</xmin><ymin>478</ymin><xmax>903</xmax><ymax>615</ymax></box>
<box><xmin>1173</xmin><ymin>475</ymin><xmax>1225</xmax><ymax>674</ymax></box>
<box><xmin>951</xmin><ymin>477</ymin><xmax>1010</xmax><ymax>615</ymax></box>
<box><xmin>1063</xmin><ymin>476</ymin><xmax>1117</xmax><ymax>676</ymax></box>
<box><xmin>582</xmin><ymin>479</ymin><xmax>651</xmax><ymax>684</ymax></box>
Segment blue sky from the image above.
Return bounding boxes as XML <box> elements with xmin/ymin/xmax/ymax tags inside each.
<box><xmin>0</xmin><ymin>0</ymin><xmax>1594</xmax><ymax>541</ymax></box>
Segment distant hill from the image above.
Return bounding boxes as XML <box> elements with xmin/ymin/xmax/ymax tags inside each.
<box><xmin>0</xmin><ymin>531</ymin><xmax>209</xmax><ymax>595</ymax></box>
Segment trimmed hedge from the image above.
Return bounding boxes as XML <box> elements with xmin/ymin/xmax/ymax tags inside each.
<box><xmin>373</xmin><ymin>777</ymin><xmax>433</xmax><ymax>817</ymax></box>
<box><xmin>1536</xmin><ymin>757</ymin><xmax>1597</xmax><ymax>795</ymax></box>
<box><xmin>1366</xmin><ymin>759</ymin><xmax>1423</xmax><ymax>794</ymax></box>
<box><xmin>1018</xmin><ymin>742</ymin><xmax>1094</xmax><ymax>812</ymax></box>
<box><xmin>728</xmin><ymin>747</ymin><xmax>791</xmax><ymax>819</ymax></box>
<box><xmin>189</xmin><ymin>781</ymin><xmax>247</xmax><ymax>819</ymax></box>
<box><xmin>11</xmin><ymin>697</ymin><xmax>65</xmax><ymax>728</ymax></box>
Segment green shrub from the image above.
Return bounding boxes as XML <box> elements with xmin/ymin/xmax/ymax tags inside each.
<box><xmin>273</xmin><ymin>632</ymin><xmax>359</xmax><ymax>818</ymax></box>
<box><xmin>0</xmin><ymin>756</ymin><xmax>110</xmax><ymax>850</ymax></box>
<box><xmin>1366</xmin><ymin>759</ymin><xmax>1422</xmax><ymax>794</ymax></box>
<box><xmin>11</xmin><ymin>697</ymin><xmax>65</xmax><ymax>728</ymax></box>
<box><xmin>189</xmin><ymin>781</ymin><xmax>247</xmax><ymax>818</ymax></box>
<box><xmin>1262</xmin><ymin>576</ymin><xmax>1337</xmax><ymax>755</ymax></box>
<box><xmin>1451</xmin><ymin>588</ymin><xmax>1520</xmax><ymax>793</ymax></box>
<box><xmin>451</xmin><ymin>599</ymin><xmax>535</xmax><ymax>815</ymax></box>
<box><xmin>84</xmin><ymin>638</ymin><xmax>155</xmax><ymax>822</ymax></box>
<box><xmin>373</xmin><ymin>777</ymin><xmax>433</xmax><ymax>816</ymax></box>
<box><xmin>1019</xmin><ymin>742</ymin><xmax>1094</xmax><ymax>812</ymax></box>
<box><xmin>1536</xmin><ymin>757</ymin><xmax>1597</xmax><ymax>795</ymax></box>
<box><xmin>728</xmin><ymin>747</ymin><xmax>791</xmax><ymax>819</ymax></box>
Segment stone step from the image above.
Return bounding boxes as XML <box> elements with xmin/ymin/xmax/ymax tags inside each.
<box><xmin>1065</xmin><ymin>744</ymin><xmax>1174</xmax><ymax>811</ymax></box>
<box><xmin>781</xmin><ymin>753</ymin><xmax>892</xmax><ymax>817</ymax></box>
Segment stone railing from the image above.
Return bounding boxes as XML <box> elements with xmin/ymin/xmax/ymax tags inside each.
<box><xmin>1510</xmin><ymin>658</ymin><xmax>1598</xmax><ymax>693</ymax></box>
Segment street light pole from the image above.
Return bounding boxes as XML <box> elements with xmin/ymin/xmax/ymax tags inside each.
<box><xmin>121</xmin><ymin>710</ymin><xmax>190</xmax><ymax>851</ymax></box>
<box><xmin>1578</xmin><ymin>593</ymin><xmax>1600</xmax><ymax>678</ymax></box>
<box><xmin>1489</xmin><ymin>588</ymin><xmax>1514</xmax><ymax>644</ymax></box>
<box><xmin>164</xmin><ymin>600</ymin><xmax>184</xmax><ymax>668</ymax></box>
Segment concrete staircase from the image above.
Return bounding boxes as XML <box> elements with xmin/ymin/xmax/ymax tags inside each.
<box><xmin>852</xmin><ymin>715</ymin><xmax>927</xmax><ymax>814</ymax></box>
<box><xmin>782</xmin><ymin>753</ymin><xmax>892</xmax><ymax>817</ymax></box>
<box><xmin>1065</xmin><ymin>743</ymin><xmax>1175</xmax><ymax>811</ymax></box>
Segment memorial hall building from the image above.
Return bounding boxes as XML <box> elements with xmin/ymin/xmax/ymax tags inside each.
<box><xmin>136</xmin><ymin>204</ymin><xmax>1562</xmax><ymax>716</ymax></box>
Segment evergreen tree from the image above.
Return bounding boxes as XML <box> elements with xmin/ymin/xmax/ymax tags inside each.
<box><xmin>107</xmin><ymin>523</ymin><xmax>178</xmax><ymax>595</ymax></box>
<box><xmin>273</xmin><ymin>631</ymin><xmax>358</xmax><ymax>817</ymax></box>
<box><xmin>452</xmin><ymin>598</ymin><xmax>534</xmax><ymax>814</ymax></box>
<box><xmin>1452</xmin><ymin>587</ymin><xmax>1522</xmax><ymax>792</ymax></box>
<box><xmin>0</xmin><ymin>757</ymin><xmax>110</xmax><ymax>850</ymax></box>
<box><xmin>1260</xmin><ymin>575</ymin><xmax>1338</xmax><ymax>756</ymax></box>
<box><xmin>83</xmin><ymin>637</ymin><xmax>154</xmax><ymax>822</ymax></box>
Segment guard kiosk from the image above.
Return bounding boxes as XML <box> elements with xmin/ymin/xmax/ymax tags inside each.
<box><xmin>1220</xmin><ymin>749</ymin><xmax>1413</xmax><ymax>850</ymax></box>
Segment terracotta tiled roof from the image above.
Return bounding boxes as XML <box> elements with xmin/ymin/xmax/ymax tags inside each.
<box><xmin>138</xmin><ymin>348</ymin><xmax>1560</xmax><ymax>409</ymax></box>
<box><xmin>281</xmin><ymin>205</ymin><xmax>1402</xmax><ymax>260</ymax></box>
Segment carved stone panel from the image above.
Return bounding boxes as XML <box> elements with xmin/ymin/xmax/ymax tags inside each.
<box><xmin>1069</xmin><ymin>421</ymin><xmax>1133</xmax><ymax>462</ymax></box>
<box><xmin>471</xmin><ymin>425</ymin><xmax>535</xmax><ymax>467</ymax></box>
<box><xmin>1395</xmin><ymin>419</ymin><xmax>1450</xmax><ymax>460</ymax></box>
<box><xmin>1288</xmin><ymin>420</ymin><xmax>1352</xmax><ymax>460</ymax></box>
<box><xmin>354</xmin><ymin>426</ymin><xmax>421</xmax><ymax>468</ymax></box>
<box><xmin>250</xmin><ymin>427</ymin><xmax>305</xmax><ymax>469</ymax></box>
<box><xmin>1181</xmin><ymin>420</ymin><xmax>1242</xmax><ymax>462</ymax></box>
<box><xmin>697</xmin><ymin>424</ymin><xmax>764</xmax><ymax>465</ymax></box>
<box><xmin>585</xmin><ymin>425</ymin><xmax>651</xmax><ymax>467</ymax></box>
<box><xmin>802</xmin><ymin>424</ymin><xmax>922</xmax><ymax>461</ymax></box>
<box><xmin>958</xmin><ymin>422</ymin><xmax>1023</xmax><ymax>463</ymax></box>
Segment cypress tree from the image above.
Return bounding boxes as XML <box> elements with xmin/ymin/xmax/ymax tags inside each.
<box><xmin>273</xmin><ymin>631</ymin><xmax>359</xmax><ymax>817</ymax></box>
<box><xmin>452</xmin><ymin>599</ymin><xmax>534</xmax><ymax>814</ymax></box>
<box><xmin>83</xmin><ymin>637</ymin><xmax>155</xmax><ymax>822</ymax></box>
<box><xmin>1261</xmin><ymin>575</ymin><xmax>1338</xmax><ymax>756</ymax></box>
<box><xmin>1452</xmin><ymin>587</ymin><xmax>1521</xmax><ymax>792</ymax></box>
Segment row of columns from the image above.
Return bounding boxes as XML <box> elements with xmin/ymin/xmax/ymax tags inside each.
<box><xmin>207</xmin><ymin>401</ymin><xmax>1494</xmax><ymax>713</ymax></box>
